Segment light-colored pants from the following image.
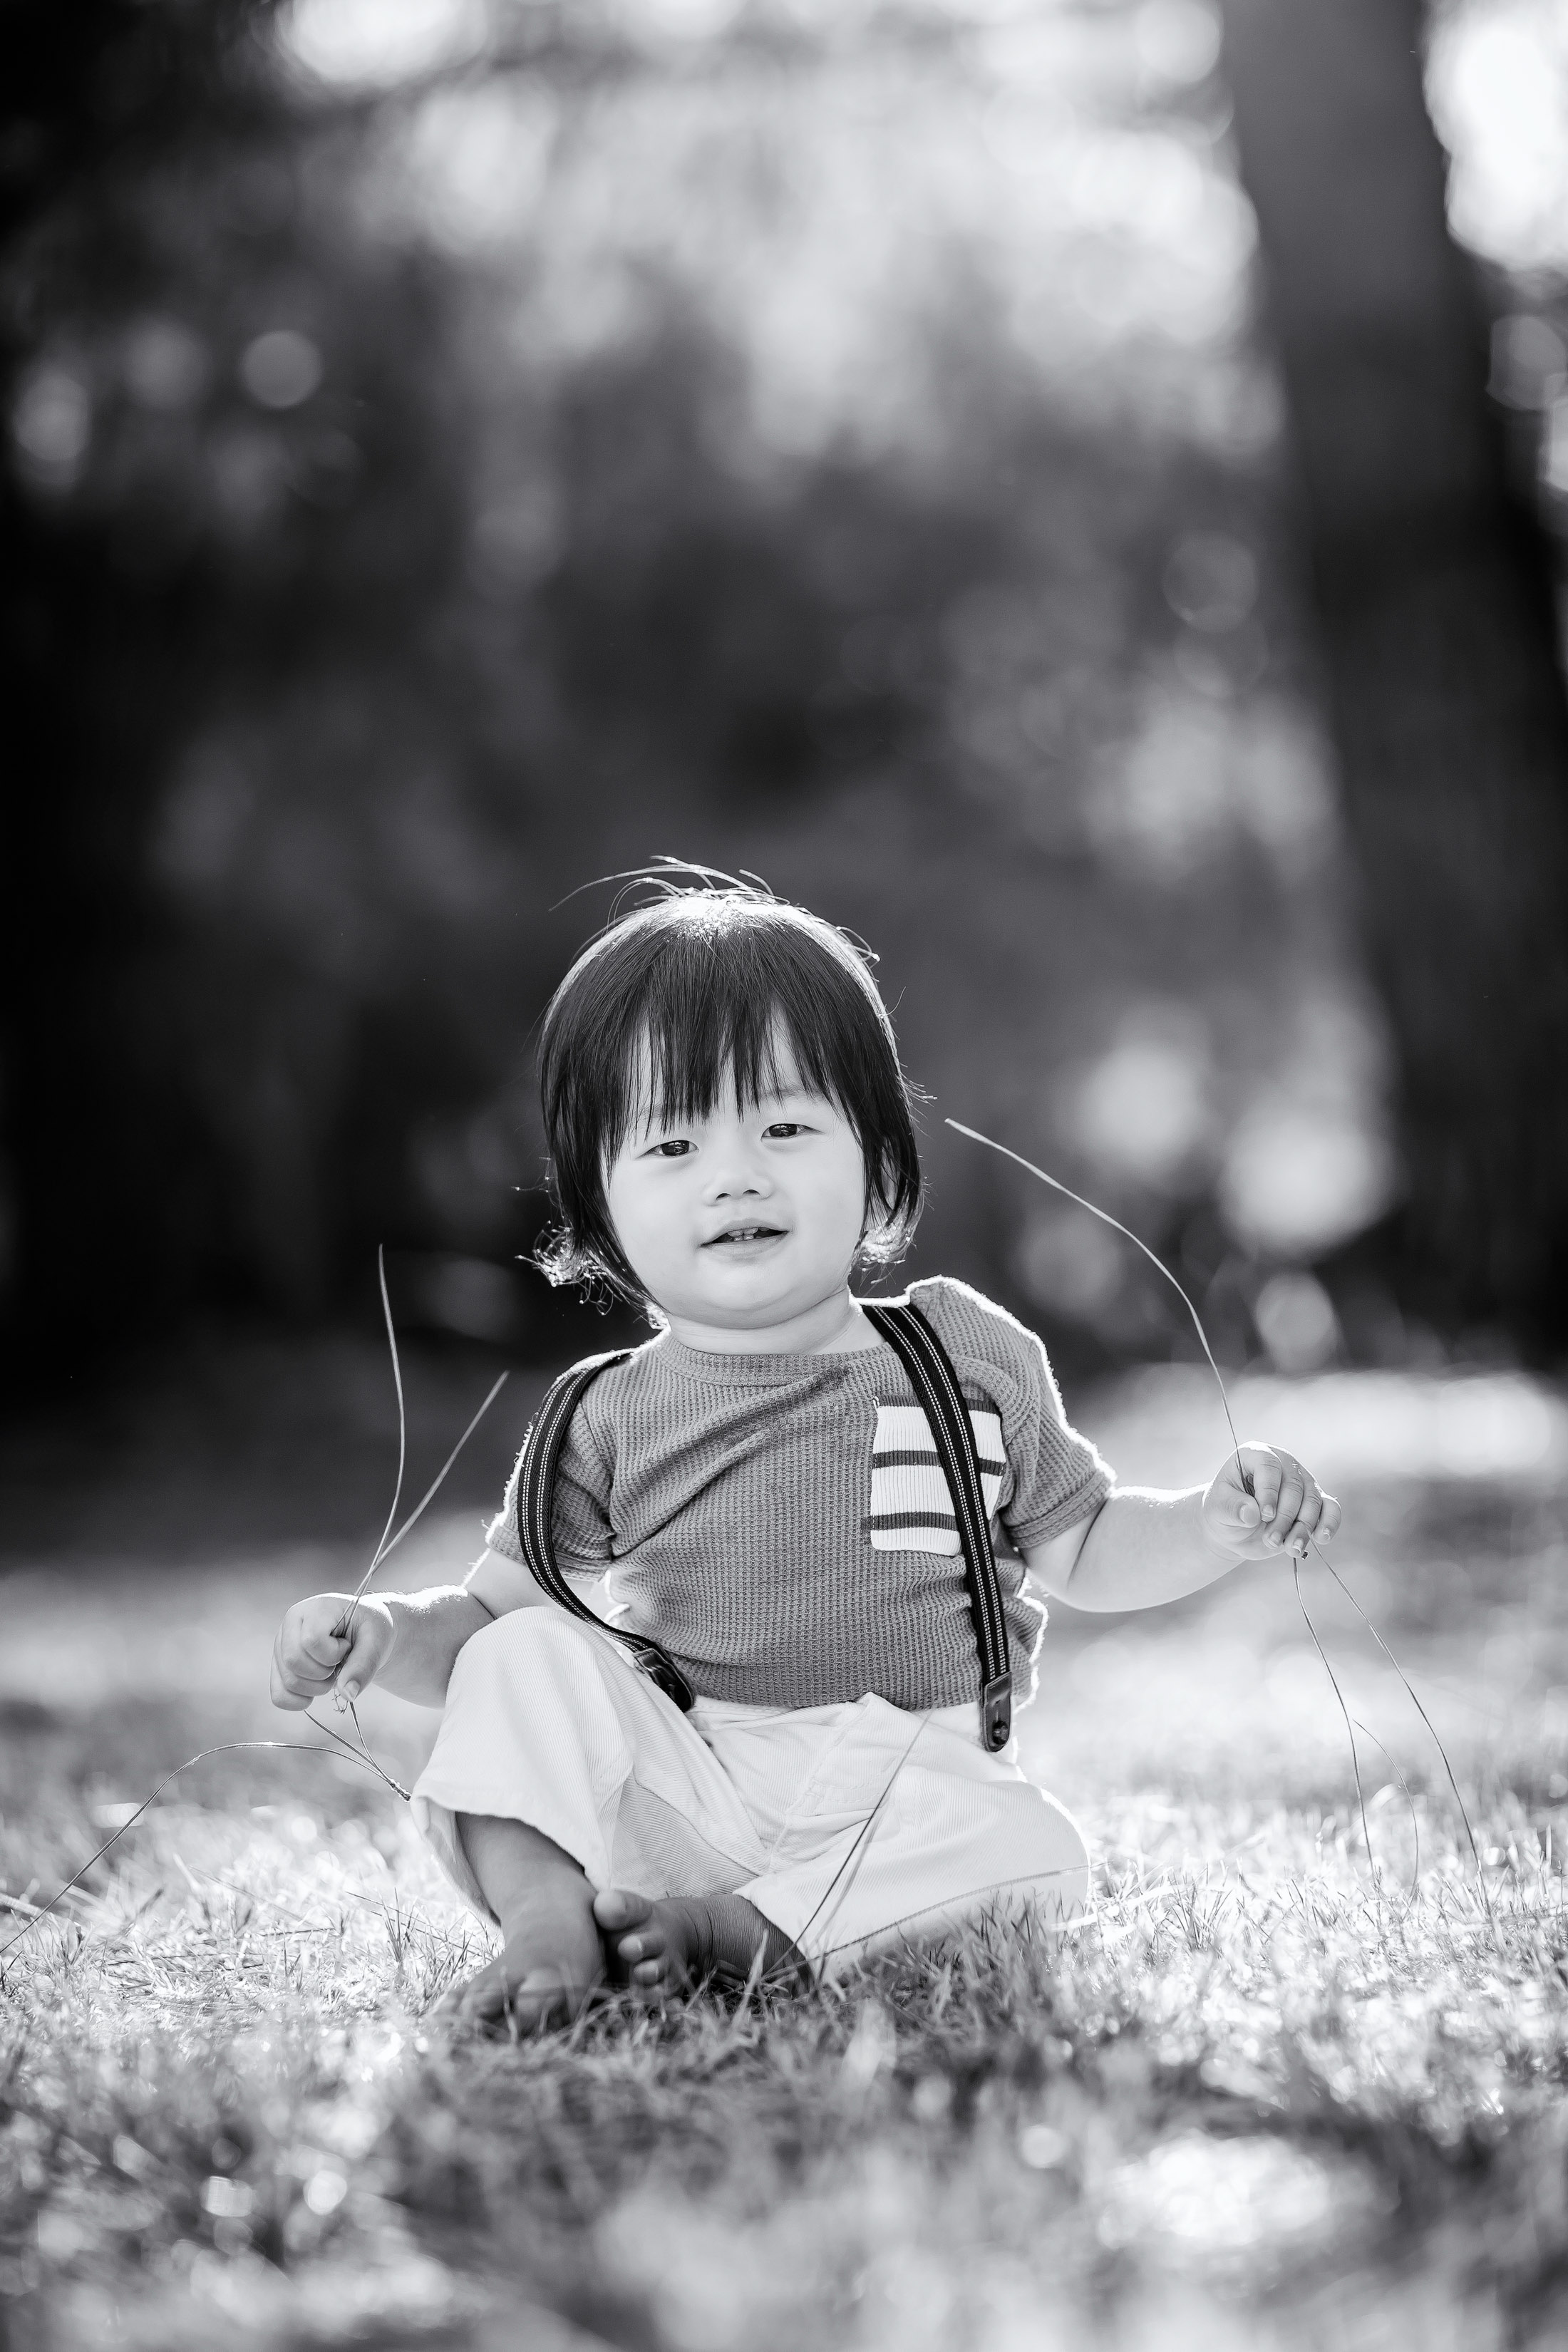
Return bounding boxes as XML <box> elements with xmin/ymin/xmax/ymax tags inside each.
<box><xmin>411</xmin><ymin>1611</ymin><xmax>1090</xmax><ymax>1971</ymax></box>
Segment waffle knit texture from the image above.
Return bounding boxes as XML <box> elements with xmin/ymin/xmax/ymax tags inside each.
<box><xmin>483</xmin><ymin>1275</ymin><xmax>1113</xmax><ymax>1712</ymax></box>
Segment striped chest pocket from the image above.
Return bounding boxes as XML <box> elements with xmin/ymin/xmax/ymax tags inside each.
<box><xmin>867</xmin><ymin>1403</ymin><xmax>1007</xmax><ymax>1554</ymax></box>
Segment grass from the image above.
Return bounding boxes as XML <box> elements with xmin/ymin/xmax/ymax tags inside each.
<box><xmin>4</xmin><ymin>1356</ymin><xmax>1568</xmax><ymax>2350</ymax></box>
<box><xmin>4</xmin><ymin>1716</ymin><xmax>1566</xmax><ymax>2348</ymax></box>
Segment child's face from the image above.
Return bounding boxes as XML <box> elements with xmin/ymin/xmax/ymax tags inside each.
<box><xmin>604</xmin><ymin>1047</ymin><xmax>870</xmax><ymax>1338</ymax></box>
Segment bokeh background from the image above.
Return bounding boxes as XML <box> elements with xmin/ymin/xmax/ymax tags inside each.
<box><xmin>6</xmin><ymin>0</ymin><xmax>1568</xmax><ymax>1401</ymax></box>
<box><xmin>5</xmin><ymin>9</ymin><xmax>1568</xmax><ymax>2343</ymax></box>
<box><xmin>4</xmin><ymin>1</ymin><xmax>1568</xmax><ymax>1747</ymax></box>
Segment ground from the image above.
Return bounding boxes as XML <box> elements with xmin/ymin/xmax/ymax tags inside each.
<box><xmin>2</xmin><ymin>1343</ymin><xmax>1568</xmax><ymax>2351</ymax></box>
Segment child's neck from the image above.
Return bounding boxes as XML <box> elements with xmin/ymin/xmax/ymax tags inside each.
<box><xmin>659</xmin><ymin>1289</ymin><xmax>884</xmax><ymax>1358</ymax></box>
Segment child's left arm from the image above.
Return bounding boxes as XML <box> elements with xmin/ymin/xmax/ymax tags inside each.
<box><xmin>1024</xmin><ymin>1443</ymin><xmax>1340</xmax><ymax>1614</ymax></box>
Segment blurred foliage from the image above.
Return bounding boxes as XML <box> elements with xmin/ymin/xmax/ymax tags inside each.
<box><xmin>1223</xmin><ymin>0</ymin><xmax>1568</xmax><ymax>1355</ymax></box>
<box><xmin>6</xmin><ymin>0</ymin><xmax>1554</xmax><ymax>1389</ymax></box>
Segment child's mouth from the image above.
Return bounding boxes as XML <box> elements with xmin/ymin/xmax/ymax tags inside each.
<box><xmin>703</xmin><ymin>1225</ymin><xmax>787</xmax><ymax>1248</ymax></box>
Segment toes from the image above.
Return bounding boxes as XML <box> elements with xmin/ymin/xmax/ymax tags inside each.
<box><xmin>455</xmin><ymin>1981</ymin><xmax>512</xmax><ymax>2031</ymax></box>
<box><xmin>616</xmin><ymin>1922</ymin><xmax>669</xmax><ymax>1965</ymax></box>
<box><xmin>593</xmin><ymin>1887</ymin><xmax>654</xmax><ymax>1933</ymax></box>
<box><xmin>440</xmin><ymin>1966</ymin><xmax>575</xmax><ymax>2036</ymax></box>
<box><xmin>439</xmin><ymin>1966</ymin><xmax>502</xmax><ymax>2025</ymax></box>
<box><xmin>595</xmin><ymin>1889</ymin><xmax>668</xmax><ymax>1985</ymax></box>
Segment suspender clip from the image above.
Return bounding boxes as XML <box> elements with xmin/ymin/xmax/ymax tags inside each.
<box><xmin>626</xmin><ymin>1643</ymin><xmax>697</xmax><ymax>1713</ymax></box>
<box><xmin>980</xmin><ymin>1673</ymin><xmax>1013</xmax><ymax>1752</ymax></box>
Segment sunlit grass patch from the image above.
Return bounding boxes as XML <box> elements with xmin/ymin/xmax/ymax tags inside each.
<box><xmin>4</xmin><ymin>1736</ymin><xmax>1567</xmax><ymax>2351</ymax></box>
<box><xmin>1</xmin><ymin>1787</ymin><xmax>481</xmax><ymax>2345</ymax></box>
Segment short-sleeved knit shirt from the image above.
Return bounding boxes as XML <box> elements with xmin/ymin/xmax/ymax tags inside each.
<box><xmin>484</xmin><ymin>1276</ymin><xmax>1113</xmax><ymax>1713</ymax></box>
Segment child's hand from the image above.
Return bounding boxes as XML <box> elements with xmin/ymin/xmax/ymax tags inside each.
<box><xmin>270</xmin><ymin>1592</ymin><xmax>396</xmax><ymax>1713</ymax></box>
<box><xmin>1201</xmin><ymin>1443</ymin><xmax>1341</xmax><ymax>1562</ymax></box>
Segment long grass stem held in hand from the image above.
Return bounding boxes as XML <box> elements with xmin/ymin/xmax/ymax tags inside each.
<box><xmin>944</xmin><ymin>1115</ymin><xmax>1487</xmax><ymax>1909</ymax></box>
<box><xmin>333</xmin><ymin>1251</ymin><xmax>509</xmax><ymax>1643</ymax></box>
<box><xmin>1</xmin><ymin>1264</ymin><xmax>509</xmax><ymax>1960</ymax></box>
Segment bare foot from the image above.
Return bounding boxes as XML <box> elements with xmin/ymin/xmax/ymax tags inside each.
<box><xmin>593</xmin><ymin>1888</ymin><xmax>713</xmax><ymax>1996</ymax></box>
<box><xmin>594</xmin><ymin>1889</ymin><xmax>803</xmax><ymax>1995</ymax></box>
<box><xmin>443</xmin><ymin>1879</ymin><xmax>605</xmax><ymax>2035</ymax></box>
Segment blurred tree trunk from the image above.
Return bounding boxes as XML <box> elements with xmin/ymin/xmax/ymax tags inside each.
<box><xmin>1222</xmin><ymin>0</ymin><xmax>1568</xmax><ymax>1352</ymax></box>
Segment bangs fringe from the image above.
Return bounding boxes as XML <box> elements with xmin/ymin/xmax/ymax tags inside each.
<box><xmin>535</xmin><ymin>885</ymin><xmax>922</xmax><ymax>1303</ymax></box>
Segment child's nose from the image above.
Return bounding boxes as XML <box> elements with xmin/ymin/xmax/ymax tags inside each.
<box><xmin>706</xmin><ymin>1150</ymin><xmax>772</xmax><ymax>1201</ymax></box>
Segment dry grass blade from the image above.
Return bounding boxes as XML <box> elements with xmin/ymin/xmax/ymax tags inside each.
<box><xmin>1351</xmin><ymin>1714</ymin><xmax>1423</xmax><ymax>1911</ymax></box>
<box><xmin>364</xmin><ymin>1243</ymin><xmax>408</xmax><ymax>1599</ymax></box>
<box><xmin>0</xmin><ymin>1739</ymin><xmax>391</xmax><ymax>1964</ymax></box>
<box><xmin>785</xmin><ymin>1713</ymin><xmax>934</xmax><ymax>1974</ymax></box>
<box><xmin>336</xmin><ymin>1367</ymin><xmax>510</xmax><ymax>1639</ymax></box>
<box><xmin>944</xmin><ymin>1118</ymin><xmax>1247</xmax><ymax>1480</ymax></box>
<box><xmin>1293</xmin><ymin>1558</ymin><xmax>1376</xmax><ymax>1888</ymax></box>
<box><xmin>1311</xmin><ymin>1539</ymin><xmax>1495</xmax><ymax>1930</ymax></box>
<box><xmin>944</xmin><ymin>1113</ymin><xmax>1491</xmax><ymax>1914</ymax></box>
<box><xmin>306</xmin><ymin>1703</ymin><xmax>412</xmax><ymax>1802</ymax></box>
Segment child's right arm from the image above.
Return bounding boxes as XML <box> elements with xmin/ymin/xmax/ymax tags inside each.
<box><xmin>270</xmin><ymin>1551</ymin><xmax>553</xmax><ymax>1712</ymax></box>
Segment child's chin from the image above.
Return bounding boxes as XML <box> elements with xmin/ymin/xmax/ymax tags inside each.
<box><xmin>695</xmin><ymin>1246</ymin><xmax>791</xmax><ymax>1286</ymax></box>
<box><xmin>698</xmin><ymin>1280</ymin><xmax>793</xmax><ymax>1316</ymax></box>
<box><xmin>692</xmin><ymin>1269</ymin><xmax>798</xmax><ymax>1316</ymax></box>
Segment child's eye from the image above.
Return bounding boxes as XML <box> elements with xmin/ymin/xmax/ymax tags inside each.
<box><xmin>763</xmin><ymin>1122</ymin><xmax>808</xmax><ymax>1139</ymax></box>
<box><xmin>650</xmin><ymin>1139</ymin><xmax>693</xmax><ymax>1158</ymax></box>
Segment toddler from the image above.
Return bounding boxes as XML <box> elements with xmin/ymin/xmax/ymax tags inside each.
<box><xmin>272</xmin><ymin>886</ymin><xmax>1339</xmax><ymax>2028</ymax></box>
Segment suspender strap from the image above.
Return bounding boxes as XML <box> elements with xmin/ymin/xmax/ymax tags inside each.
<box><xmin>515</xmin><ymin>1306</ymin><xmax>1011</xmax><ymax>1743</ymax></box>
<box><xmin>512</xmin><ymin>1351</ymin><xmax>697</xmax><ymax>1713</ymax></box>
<box><xmin>862</xmin><ymin>1300</ymin><xmax>1014</xmax><ymax>1751</ymax></box>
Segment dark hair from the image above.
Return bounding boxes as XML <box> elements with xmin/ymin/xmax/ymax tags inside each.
<box><xmin>536</xmin><ymin>885</ymin><xmax>922</xmax><ymax>1300</ymax></box>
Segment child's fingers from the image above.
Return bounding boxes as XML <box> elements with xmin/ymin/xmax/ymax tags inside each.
<box><xmin>270</xmin><ymin>1647</ymin><xmax>314</xmax><ymax>1711</ymax></box>
<box><xmin>1242</xmin><ymin>1448</ymin><xmax>1282</xmax><ymax>1525</ymax></box>
<box><xmin>1269</xmin><ymin>1468</ymin><xmax>1306</xmax><ymax>1542</ymax></box>
<box><xmin>1207</xmin><ymin>1445</ymin><xmax>1259</xmax><ymax>1527</ymax></box>
<box><xmin>1277</xmin><ymin>1483</ymin><xmax>1322</xmax><ymax>1557</ymax></box>
<box><xmin>1252</xmin><ymin>1453</ymin><xmax>1306</xmax><ymax>1547</ymax></box>
<box><xmin>334</xmin><ymin>1610</ymin><xmax>388</xmax><ymax>1706</ymax></box>
<box><xmin>269</xmin><ymin>1631</ymin><xmax>336</xmax><ymax>1710</ymax></box>
<box><xmin>296</xmin><ymin>1620</ymin><xmax>351</xmax><ymax>1672</ymax></box>
<box><xmin>270</xmin><ymin>1598</ymin><xmax>352</xmax><ymax>1710</ymax></box>
<box><xmin>1288</xmin><ymin>1487</ymin><xmax>1341</xmax><ymax>1552</ymax></box>
<box><xmin>1272</xmin><ymin>1470</ymin><xmax>1305</xmax><ymax>1543</ymax></box>
<box><xmin>1211</xmin><ymin>1448</ymin><xmax>1338</xmax><ymax>1559</ymax></box>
